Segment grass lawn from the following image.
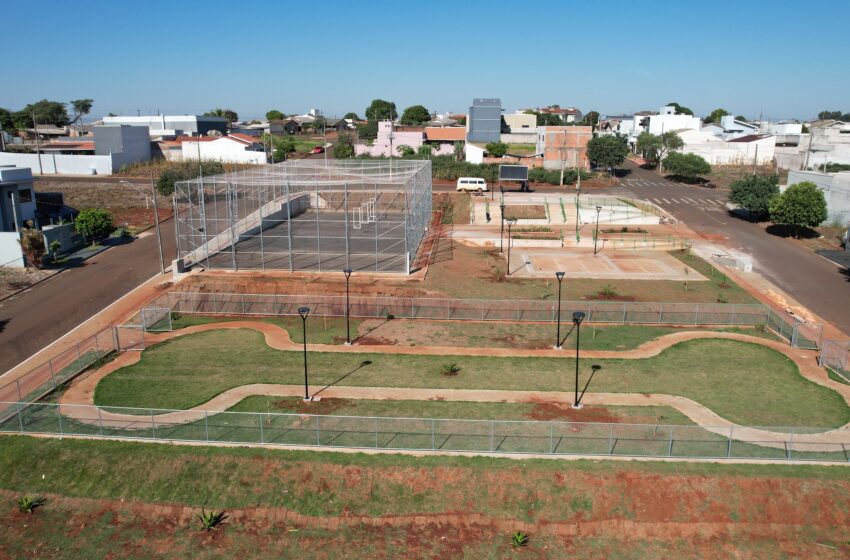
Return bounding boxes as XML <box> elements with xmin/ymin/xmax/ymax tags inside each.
<box><xmin>93</xmin><ymin>329</ymin><xmax>850</xmax><ymax>427</ymax></box>
<box><xmin>170</xmin><ymin>314</ymin><xmax>360</xmax><ymax>344</ymax></box>
<box><xmin>503</xmin><ymin>205</ymin><xmax>547</xmax><ymax>220</ymax></box>
<box><xmin>228</xmin><ymin>396</ymin><xmax>692</xmax><ymax>425</ymax></box>
<box><xmin>421</xmin><ymin>242</ymin><xmax>759</xmax><ymax>303</ymax></box>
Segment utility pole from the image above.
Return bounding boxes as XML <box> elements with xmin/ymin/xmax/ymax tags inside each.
<box><xmin>32</xmin><ymin>112</ymin><xmax>43</xmax><ymax>175</ymax></box>
<box><xmin>150</xmin><ymin>170</ymin><xmax>165</xmax><ymax>274</ymax></box>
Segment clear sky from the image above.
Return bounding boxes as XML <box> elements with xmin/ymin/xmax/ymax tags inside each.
<box><xmin>3</xmin><ymin>0</ymin><xmax>848</xmax><ymax>121</ymax></box>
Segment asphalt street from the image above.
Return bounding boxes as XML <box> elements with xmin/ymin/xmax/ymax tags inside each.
<box><xmin>612</xmin><ymin>161</ymin><xmax>850</xmax><ymax>335</ymax></box>
<box><xmin>0</xmin><ymin>219</ymin><xmax>176</xmax><ymax>374</ymax></box>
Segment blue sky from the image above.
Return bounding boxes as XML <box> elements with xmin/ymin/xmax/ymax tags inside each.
<box><xmin>3</xmin><ymin>0</ymin><xmax>849</xmax><ymax>121</ymax></box>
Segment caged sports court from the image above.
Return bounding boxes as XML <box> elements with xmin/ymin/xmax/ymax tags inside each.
<box><xmin>173</xmin><ymin>159</ymin><xmax>432</xmax><ymax>274</ymax></box>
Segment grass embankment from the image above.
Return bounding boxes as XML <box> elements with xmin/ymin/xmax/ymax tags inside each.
<box><xmin>93</xmin><ymin>329</ymin><xmax>850</xmax><ymax>427</ymax></box>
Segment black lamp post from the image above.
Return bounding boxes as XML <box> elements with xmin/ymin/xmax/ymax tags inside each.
<box><xmin>554</xmin><ymin>271</ymin><xmax>565</xmax><ymax>349</ymax></box>
<box><xmin>505</xmin><ymin>218</ymin><xmax>517</xmax><ymax>276</ymax></box>
<box><xmin>298</xmin><ymin>306</ymin><xmax>311</xmax><ymax>401</ymax></box>
<box><xmin>574</xmin><ymin>186</ymin><xmax>582</xmax><ymax>241</ymax></box>
<box><xmin>343</xmin><ymin>268</ymin><xmax>352</xmax><ymax>345</ymax></box>
<box><xmin>593</xmin><ymin>205</ymin><xmax>602</xmax><ymax>255</ymax></box>
<box><xmin>572</xmin><ymin>311</ymin><xmax>586</xmax><ymax>408</ymax></box>
<box><xmin>499</xmin><ymin>188</ymin><xmax>506</xmax><ymax>253</ymax></box>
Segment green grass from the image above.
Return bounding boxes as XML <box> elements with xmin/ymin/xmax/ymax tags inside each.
<box><xmin>92</xmin><ymin>329</ymin><xmax>850</xmax><ymax>427</ymax></box>
<box><xmin>228</xmin><ymin>396</ymin><xmax>693</xmax><ymax>424</ymax></box>
<box><xmin>827</xmin><ymin>367</ymin><xmax>850</xmax><ymax>386</ymax></box>
<box><xmin>170</xmin><ymin>313</ymin><xmax>359</xmax><ymax>344</ymax></box>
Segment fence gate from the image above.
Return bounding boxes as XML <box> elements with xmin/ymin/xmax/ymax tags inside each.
<box><xmin>114</xmin><ymin>326</ymin><xmax>145</xmax><ymax>352</ymax></box>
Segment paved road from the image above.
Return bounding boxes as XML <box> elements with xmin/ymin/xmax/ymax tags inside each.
<box><xmin>612</xmin><ymin>161</ymin><xmax>850</xmax><ymax>336</ymax></box>
<box><xmin>0</xmin><ymin>219</ymin><xmax>176</xmax><ymax>374</ymax></box>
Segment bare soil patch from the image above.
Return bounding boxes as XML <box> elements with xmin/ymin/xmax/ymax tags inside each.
<box><xmin>0</xmin><ymin>267</ymin><xmax>55</xmax><ymax>300</ymax></box>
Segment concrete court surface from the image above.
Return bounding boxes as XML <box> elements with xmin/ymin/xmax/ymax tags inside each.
<box><xmin>506</xmin><ymin>247</ymin><xmax>708</xmax><ymax>280</ymax></box>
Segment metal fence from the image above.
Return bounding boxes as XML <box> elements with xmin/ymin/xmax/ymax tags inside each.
<box><xmin>122</xmin><ymin>307</ymin><xmax>173</xmax><ymax>332</ymax></box>
<box><xmin>0</xmin><ymin>327</ymin><xmax>143</xmax><ymax>422</ymax></box>
<box><xmin>153</xmin><ymin>290</ymin><xmax>821</xmax><ymax>348</ymax></box>
<box><xmin>3</xmin><ymin>402</ymin><xmax>848</xmax><ymax>463</ymax></box>
<box><xmin>174</xmin><ymin>159</ymin><xmax>432</xmax><ymax>274</ymax></box>
<box><xmin>821</xmin><ymin>340</ymin><xmax>850</xmax><ymax>381</ymax></box>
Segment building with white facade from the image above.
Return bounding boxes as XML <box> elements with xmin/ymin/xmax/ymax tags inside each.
<box><xmin>0</xmin><ymin>166</ymin><xmax>37</xmax><ymax>267</ymax></box>
<box><xmin>180</xmin><ymin>134</ymin><xmax>267</xmax><ymax>164</ymax></box>
<box><xmin>676</xmin><ymin>129</ymin><xmax>776</xmax><ymax>165</ymax></box>
<box><xmin>354</xmin><ymin>121</ymin><xmax>427</xmax><ymax>157</ymax></box>
<box><xmin>641</xmin><ymin>106</ymin><xmax>702</xmax><ymax>136</ymax></box>
<box><xmin>101</xmin><ymin>115</ymin><xmax>228</xmax><ymax>137</ymax></box>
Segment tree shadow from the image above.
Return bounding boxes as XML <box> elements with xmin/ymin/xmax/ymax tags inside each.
<box><xmin>612</xmin><ymin>168</ymin><xmax>632</xmax><ymax>178</ymax></box>
<box><xmin>839</xmin><ymin>267</ymin><xmax>850</xmax><ymax>282</ymax></box>
<box><xmin>0</xmin><ymin>319</ymin><xmax>8</xmax><ymax>333</ymax></box>
<box><xmin>311</xmin><ymin>360</ymin><xmax>373</xmax><ymax>399</ymax></box>
<box><xmin>765</xmin><ymin>224</ymin><xmax>821</xmax><ymax>239</ymax></box>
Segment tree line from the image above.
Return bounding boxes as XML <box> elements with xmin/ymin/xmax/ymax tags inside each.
<box><xmin>0</xmin><ymin>99</ymin><xmax>94</xmax><ymax>132</ymax></box>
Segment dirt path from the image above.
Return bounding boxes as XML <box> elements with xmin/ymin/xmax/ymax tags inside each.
<box><xmin>56</xmin><ymin>321</ymin><xmax>850</xmax><ymax>451</ymax></box>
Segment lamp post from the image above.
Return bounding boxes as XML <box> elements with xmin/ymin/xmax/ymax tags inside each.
<box><xmin>298</xmin><ymin>306</ymin><xmax>311</xmax><ymax>401</ymax></box>
<box><xmin>499</xmin><ymin>195</ymin><xmax>506</xmax><ymax>253</ymax></box>
<box><xmin>593</xmin><ymin>205</ymin><xmax>602</xmax><ymax>255</ymax></box>
<box><xmin>554</xmin><ymin>271</ymin><xmax>565</xmax><ymax>349</ymax></box>
<box><xmin>574</xmin><ymin>185</ymin><xmax>581</xmax><ymax>241</ymax></box>
<box><xmin>572</xmin><ymin>311</ymin><xmax>586</xmax><ymax>408</ymax></box>
<box><xmin>505</xmin><ymin>218</ymin><xmax>517</xmax><ymax>276</ymax></box>
<box><xmin>343</xmin><ymin>268</ymin><xmax>352</xmax><ymax>345</ymax></box>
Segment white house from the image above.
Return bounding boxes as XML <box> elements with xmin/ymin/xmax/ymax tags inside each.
<box><xmin>643</xmin><ymin>106</ymin><xmax>702</xmax><ymax>136</ymax></box>
<box><xmin>676</xmin><ymin>129</ymin><xmax>776</xmax><ymax>165</ymax></box>
<box><xmin>465</xmin><ymin>143</ymin><xmax>486</xmax><ymax>164</ymax></box>
<box><xmin>0</xmin><ymin>166</ymin><xmax>37</xmax><ymax>268</ymax></box>
<box><xmin>101</xmin><ymin>115</ymin><xmax>228</xmax><ymax>137</ymax></box>
<box><xmin>181</xmin><ymin>133</ymin><xmax>267</xmax><ymax>164</ymax></box>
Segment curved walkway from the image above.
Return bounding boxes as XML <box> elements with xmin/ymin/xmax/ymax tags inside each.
<box><xmin>59</xmin><ymin>321</ymin><xmax>850</xmax><ymax>450</ymax></box>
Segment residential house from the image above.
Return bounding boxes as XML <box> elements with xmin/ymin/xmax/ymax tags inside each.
<box><xmin>675</xmin><ymin>129</ymin><xmax>776</xmax><ymax>165</ymax></box>
<box><xmin>538</xmin><ymin>106</ymin><xmax>583</xmax><ymax>124</ymax></box>
<box><xmin>101</xmin><ymin>115</ymin><xmax>228</xmax><ymax>137</ymax></box>
<box><xmin>354</xmin><ymin>121</ymin><xmax>425</xmax><ymax>157</ymax></box>
<box><xmin>269</xmin><ymin>119</ymin><xmax>302</xmax><ymax>135</ymax></box>
<box><xmin>640</xmin><ymin>106</ymin><xmax>702</xmax><ymax>136</ymax></box>
<box><xmin>502</xmin><ymin>113</ymin><xmax>537</xmax><ymax>144</ymax></box>
<box><xmin>0</xmin><ymin>166</ymin><xmax>37</xmax><ymax>267</ymax></box>
<box><xmin>180</xmin><ymin>133</ymin><xmax>267</xmax><ymax>164</ymax></box>
<box><xmin>424</xmin><ymin>127</ymin><xmax>465</xmax><ymax>156</ymax></box>
<box><xmin>535</xmin><ymin>126</ymin><xmax>592</xmax><ymax>170</ymax></box>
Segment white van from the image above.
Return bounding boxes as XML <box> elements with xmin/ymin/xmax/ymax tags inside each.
<box><xmin>456</xmin><ymin>177</ymin><xmax>488</xmax><ymax>192</ymax></box>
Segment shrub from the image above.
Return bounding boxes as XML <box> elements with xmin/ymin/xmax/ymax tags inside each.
<box><xmin>17</xmin><ymin>496</ymin><xmax>46</xmax><ymax>513</ymax></box>
<box><xmin>662</xmin><ymin>152</ymin><xmax>711</xmax><ymax>181</ymax></box>
<box><xmin>769</xmin><ymin>181</ymin><xmax>828</xmax><ymax>237</ymax></box>
<box><xmin>511</xmin><ymin>531</ymin><xmax>530</xmax><ymax>547</ymax></box>
<box><xmin>49</xmin><ymin>239</ymin><xmax>61</xmax><ymax>263</ymax></box>
<box><xmin>729</xmin><ymin>175</ymin><xmax>779</xmax><ymax>219</ymax></box>
<box><xmin>18</xmin><ymin>226</ymin><xmax>45</xmax><ymax>269</ymax></box>
<box><xmin>156</xmin><ymin>160</ymin><xmax>225</xmax><ymax>196</ymax></box>
<box><xmin>75</xmin><ymin>208</ymin><xmax>115</xmax><ymax>245</ymax></box>
<box><xmin>198</xmin><ymin>509</ymin><xmax>228</xmax><ymax>531</ymax></box>
<box><xmin>440</xmin><ymin>363</ymin><xmax>461</xmax><ymax>376</ymax></box>
<box><xmin>485</xmin><ymin>142</ymin><xmax>508</xmax><ymax>157</ymax></box>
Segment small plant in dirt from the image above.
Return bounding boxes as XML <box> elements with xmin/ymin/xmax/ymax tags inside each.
<box><xmin>718</xmin><ymin>273</ymin><xmax>729</xmax><ymax>289</ymax></box>
<box><xmin>440</xmin><ymin>363</ymin><xmax>461</xmax><ymax>376</ymax></box>
<box><xmin>493</xmin><ymin>267</ymin><xmax>506</xmax><ymax>282</ymax></box>
<box><xmin>198</xmin><ymin>509</ymin><xmax>228</xmax><ymax>531</ymax></box>
<box><xmin>600</xmin><ymin>284</ymin><xmax>618</xmax><ymax>298</ymax></box>
<box><xmin>49</xmin><ymin>239</ymin><xmax>62</xmax><ymax>263</ymax></box>
<box><xmin>511</xmin><ymin>531</ymin><xmax>530</xmax><ymax>547</ymax></box>
<box><xmin>717</xmin><ymin>293</ymin><xmax>728</xmax><ymax>304</ymax></box>
<box><xmin>16</xmin><ymin>496</ymin><xmax>46</xmax><ymax>513</ymax></box>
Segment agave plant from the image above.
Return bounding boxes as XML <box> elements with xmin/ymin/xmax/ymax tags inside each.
<box><xmin>17</xmin><ymin>496</ymin><xmax>46</xmax><ymax>513</ymax></box>
<box><xmin>198</xmin><ymin>509</ymin><xmax>228</xmax><ymax>531</ymax></box>
<box><xmin>440</xmin><ymin>363</ymin><xmax>461</xmax><ymax>376</ymax></box>
<box><xmin>511</xmin><ymin>531</ymin><xmax>530</xmax><ymax>547</ymax></box>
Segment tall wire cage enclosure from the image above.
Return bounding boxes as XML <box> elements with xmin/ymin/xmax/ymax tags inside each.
<box><xmin>173</xmin><ymin>159</ymin><xmax>432</xmax><ymax>273</ymax></box>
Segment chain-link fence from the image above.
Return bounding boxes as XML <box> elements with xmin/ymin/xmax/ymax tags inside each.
<box><xmin>160</xmin><ymin>291</ymin><xmax>773</xmax><ymax>327</ymax></box>
<box><xmin>122</xmin><ymin>307</ymin><xmax>173</xmax><ymax>332</ymax></box>
<box><xmin>821</xmin><ymin>340</ymin><xmax>850</xmax><ymax>382</ymax></box>
<box><xmin>3</xmin><ymin>402</ymin><xmax>848</xmax><ymax>463</ymax></box>
<box><xmin>174</xmin><ymin>160</ymin><xmax>432</xmax><ymax>274</ymax></box>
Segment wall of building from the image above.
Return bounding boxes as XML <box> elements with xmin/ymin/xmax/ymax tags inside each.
<box><xmin>354</xmin><ymin>121</ymin><xmax>425</xmax><ymax>157</ymax></box>
<box><xmin>102</xmin><ymin>115</ymin><xmax>228</xmax><ymax>137</ymax></box>
<box><xmin>181</xmin><ymin>139</ymin><xmax>267</xmax><ymax>164</ymax></box>
<box><xmin>95</xmin><ymin>125</ymin><xmax>152</xmax><ymax>170</ymax></box>
<box><xmin>0</xmin><ymin>152</ymin><xmax>114</xmax><ymax>175</ymax></box>
<box><xmin>786</xmin><ymin>170</ymin><xmax>850</xmax><ymax>225</ymax></box>
<box><xmin>536</xmin><ymin>126</ymin><xmax>592</xmax><ymax>170</ymax></box>
<box><xmin>503</xmin><ymin>113</ymin><xmax>536</xmax><ymax>133</ymax></box>
<box><xmin>465</xmin><ymin>143</ymin><xmax>485</xmax><ymax>164</ymax></box>
<box><xmin>467</xmin><ymin>99</ymin><xmax>502</xmax><ymax>143</ymax></box>
<box><xmin>500</xmin><ymin>132</ymin><xmax>537</xmax><ymax>145</ymax></box>
<box><xmin>677</xmin><ymin>130</ymin><xmax>776</xmax><ymax>165</ymax></box>
<box><xmin>647</xmin><ymin>113</ymin><xmax>702</xmax><ymax>135</ymax></box>
<box><xmin>0</xmin><ymin>231</ymin><xmax>24</xmax><ymax>267</ymax></box>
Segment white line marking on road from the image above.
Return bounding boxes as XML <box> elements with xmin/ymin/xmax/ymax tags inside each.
<box><xmin>661</xmin><ymin>198</ymin><xmax>671</xmax><ymax>204</ymax></box>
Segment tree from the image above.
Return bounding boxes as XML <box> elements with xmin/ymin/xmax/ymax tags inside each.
<box><xmin>70</xmin><ymin>99</ymin><xmax>94</xmax><ymax>132</ymax></box>
<box><xmin>355</xmin><ymin>120</ymin><xmax>378</xmax><ymax>140</ymax></box>
<box><xmin>704</xmin><ymin>108</ymin><xmax>729</xmax><ymax>124</ymax></box>
<box><xmin>262</xmin><ymin>133</ymin><xmax>295</xmax><ymax>161</ymax></box>
<box><xmin>266</xmin><ymin>109</ymin><xmax>285</xmax><ymax>121</ymax></box>
<box><xmin>818</xmin><ymin>110</ymin><xmax>843</xmax><ymax>121</ymax></box>
<box><xmin>0</xmin><ymin>108</ymin><xmax>14</xmax><ymax>132</ymax></box>
<box><xmin>636</xmin><ymin>131</ymin><xmax>662</xmax><ymax>165</ymax></box>
<box><xmin>417</xmin><ymin>144</ymin><xmax>432</xmax><ymax>157</ymax></box>
<box><xmin>343</xmin><ymin>112</ymin><xmax>360</xmax><ymax>120</ymax></box>
<box><xmin>586</xmin><ymin>135</ymin><xmax>629</xmax><ymax>171</ymax></box>
<box><xmin>658</xmin><ymin>131</ymin><xmax>684</xmax><ymax>163</ymax></box>
<box><xmin>453</xmin><ymin>141</ymin><xmax>464</xmax><ymax>161</ymax></box>
<box><xmin>456</xmin><ymin>116</ymin><xmax>466</xmax><ymax>126</ymax></box>
<box><xmin>204</xmin><ymin>108</ymin><xmax>238</xmax><ymax>124</ymax></box>
<box><xmin>14</xmin><ymin>99</ymin><xmax>70</xmax><ymax>128</ymax></box>
<box><xmin>364</xmin><ymin>99</ymin><xmax>397</xmax><ymax>121</ymax></box>
<box><xmin>666</xmin><ymin>101</ymin><xmax>693</xmax><ymax>115</ymax></box>
<box><xmin>735</xmin><ymin>115</ymin><xmax>748</xmax><ymax>122</ymax></box>
<box><xmin>729</xmin><ymin>175</ymin><xmax>779</xmax><ymax>219</ymax></box>
<box><xmin>485</xmin><ymin>142</ymin><xmax>508</xmax><ymax>157</ymax></box>
<box><xmin>581</xmin><ymin>111</ymin><xmax>600</xmax><ymax>130</ymax></box>
<box><xmin>400</xmin><ymin>105</ymin><xmax>431</xmax><ymax>126</ymax></box>
<box><xmin>661</xmin><ymin>152</ymin><xmax>711</xmax><ymax>181</ymax></box>
<box><xmin>313</xmin><ymin>115</ymin><xmax>326</xmax><ymax>133</ymax></box>
<box><xmin>769</xmin><ymin>181</ymin><xmax>828</xmax><ymax>237</ymax></box>
<box><xmin>397</xmin><ymin>144</ymin><xmax>415</xmax><ymax>157</ymax></box>
<box><xmin>75</xmin><ymin>208</ymin><xmax>115</xmax><ymax>244</ymax></box>
<box><xmin>18</xmin><ymin>225</ymin><xmax>45</xmax><ymax>269</ymax></box>
<box><xmin>334</xmin><ymin>132</ymin><xmax>355</xmax><ymax>158</ymax></box>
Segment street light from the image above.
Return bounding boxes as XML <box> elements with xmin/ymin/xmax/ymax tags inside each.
<box><xmin>343</xmin><ymin>268</ymin><xmax>352</xmax><ymax>345</ymax></box>
<box><xmin>120</xmin><ymin>177</ymin><xmax>165</xmax><ymax>275</ymax></box>
<box><xmin>499</xmin><ymin>193</ymin><xmax>506</xmax><ymax>253</ymax></box>
<box><xmin>574</xmin><ymin>185</ymin><xmax>582</xmax><ymax>242</ymax></box>
<box><xmin>593</xmin><ymin>205</ymin><xmax>603</xmax><ymax>255</ymax></box>
<box><xmin>572</xmin><ymin>311</ymin><xmax>586</xmax><ymax>408</ymax></box>
<box><xmin>505</xmin><ymin>217</ymin><xmax>518</xmax><ymax>276</ymax></box>
<box><xmin>298</xmin><ymin>306</ymin><xmax>311</xmax><ymax>401</ymax></box>
<box><xmin>554</xmin><ymin>271</ymin><xmax>565</xmax><ymax>349</ymax></box>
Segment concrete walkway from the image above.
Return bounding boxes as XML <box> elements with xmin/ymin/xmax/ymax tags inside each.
<box><xmin>58</xmin><ymin>321</ymin><xmax>850</xmax><ymax>451</ymax></box>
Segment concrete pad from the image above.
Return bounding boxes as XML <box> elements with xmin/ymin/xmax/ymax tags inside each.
<box><xmin>507</xmin><ymin>247</ymin><xmax>707</xmax><ymax>281</ymax></box>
